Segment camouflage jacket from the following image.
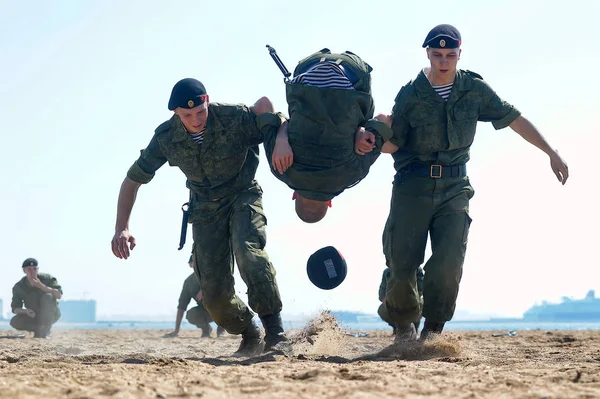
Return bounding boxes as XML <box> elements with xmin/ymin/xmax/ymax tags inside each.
<box><xmin>390</xmin><ymin>69</ymin><xmax>521</xmax><ymax>171</ymax></box>
<box><xmin>127</xmin><ymin>103</ymin><xmax>280</xmax><ymax>201</ymax></box>
<box><xmin>11</xmin><ymin>273</ymin><xmax>62</xmax><ymax>310</ymax></box>
<box><xmin>177</xmin><ymin>273</ymin><xmax>201</xmax><ymax>310</ymax></box>
<box><xmin>261</xmin><ymin>82</ymin><xmax>393</xmax><ymax>202</ymax></box>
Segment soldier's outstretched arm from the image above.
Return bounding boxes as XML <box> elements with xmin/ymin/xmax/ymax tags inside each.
<box><xmin>111</xmin><ymin>177</ymin><xmax>142</xmax><ymax>259</ymax></box>
<box><xmin>509</xmin><ymin>115</ymin><xmax>569</xmax><ymax>185</ymax></box>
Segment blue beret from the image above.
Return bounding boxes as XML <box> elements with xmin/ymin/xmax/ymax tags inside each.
<box><xmin>22</xmin><ymin>258</ymin><xmax>38</xmax><ymax>268</ymax></box>
<box><xmin>423</xmin><ymin>24</ymin><xmax>462</xmax><ymax>48</ymax></box>
<box><xmin>306</xmin><ymin>246</ymin><xmax>347</xmax><ymax>290</ymax></box>
<box><xmin>168</xmin><ymin>78</ymin><xmax>208</xmax><ymax>111</ymax></box>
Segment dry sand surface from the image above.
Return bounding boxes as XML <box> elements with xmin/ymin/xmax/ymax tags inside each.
<box><xmin>1</xmin><ymin>312</ymin><xmax>600</xmax><ymax>399</ymax></box>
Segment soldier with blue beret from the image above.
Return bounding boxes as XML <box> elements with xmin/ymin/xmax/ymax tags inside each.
<box><xmin>376</xmin><ymin>24</ymin><xmax>569</xmax><ymax>342</ymax></box>
<box><xmin>111</xmin><ymin>78</ymin><xmax>290</xmax><ymax>356</ymax></box>
<box><xmin>422</xmin><ymin>24</ymin><xmax>462</xmax><ymax>49</ymax></box>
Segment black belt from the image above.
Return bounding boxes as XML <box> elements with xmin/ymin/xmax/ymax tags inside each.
<box><xmin>403</xmin><ymin>164</ymin><xmax>467</xmax><ymax>179</ymax></box>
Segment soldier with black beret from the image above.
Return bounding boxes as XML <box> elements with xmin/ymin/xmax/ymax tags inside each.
<box><xmin>376</xmin><ymin>24</ymin><xmax>569</xmax><ymax>342</ymax></box>
<box><xmin>10</xmin><ymin>258</ymin><xmax>62</xmax><ymax>338</ymax></box>
<box><xmin>111</xmin><ymin>78</ymin><xmax>290</xmax><ymax>356</ymax></box>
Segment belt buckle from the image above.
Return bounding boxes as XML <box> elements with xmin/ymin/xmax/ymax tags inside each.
<box><xmin>430</xmin><ymin>164</ymin><xmax>442</xmax><ymax>179</ymax></box>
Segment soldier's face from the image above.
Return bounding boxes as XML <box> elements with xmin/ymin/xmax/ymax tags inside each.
<box><xmin>23</xmin><ymin>266</ymin><xmax>38</xmax><ymax>279</ymax></box>
<box><xmin>175</xmin><ymin>101</ymin><xmax>209</xmax><ymax>133</ymax></box>
<box><xmin>427</xmin><ymin>48</ymin><xmax>461</xmax><ymax>75</ymax></box>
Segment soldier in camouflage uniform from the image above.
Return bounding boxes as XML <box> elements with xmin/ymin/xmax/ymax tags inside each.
<box><xmin>10</xmin><ymin>258</ymin><xmax>62</xmax><ymax>338</ymax></box>
<box><xmin>375</xmin><ymin>25</ymin><xmax>569</xmax><ymax>341</ymax></box>
<box><xmin>378</xmin><ymin>267</ymin><xmax>423</xmax><ymax>333</ymax></box>
<box><xmin>111</xmin><ymin>78</ymin><xmax>289</xmax><ymax>356</ymax></box>
<box><xmin>163</xmin><ymin>254</ymin><xmax>225</xmax><ymax>338</ymax></box>
<box><xmin>261</xmin><ymin>49</ymin><xmax>396</xmax><ymax>223</ymax></box>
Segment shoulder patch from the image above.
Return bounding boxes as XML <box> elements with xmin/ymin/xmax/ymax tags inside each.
<box><xmin>154</xmin><ymin>119</ymin><xmax>172</xmax><ymax>135</ymax></box>
<box><xmin>465</xmin><ymin>70</ymin><xmax>484</xmax><ymax>80</ymax></box>
<box><xmin>394</xmin><ymin>80</ymin><xmax>414</xmax><ymax>102</ymax></box>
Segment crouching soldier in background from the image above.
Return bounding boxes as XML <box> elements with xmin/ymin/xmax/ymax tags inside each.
<box><xmin>11</xmin><ymin>258</ymin><xmax>62</xmax><ymax>338</ymax></box>
<box><xmin>164</xmin><ymin>254</ymin><xmax>226</xmax><ymax>338</ymax></box>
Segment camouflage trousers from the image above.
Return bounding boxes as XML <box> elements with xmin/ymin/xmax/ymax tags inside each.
<box><xmin>378</xmin><ymin>267</ymin><xmax>424</xmax><ymax>327</ymax></box>
<box><xmin>191</xmin><ymin>183</ymin><xmax>282</xmax><ymax>335</ymax></box>
<box><xmin>10</xmin><ymin>292</ymin><xmax>61</xmax><ymax>332</ymax></box>
<box><xmin>380</xmin><ymin>174</ymin><xmax>474</xmax><ymax>324</ymax></box>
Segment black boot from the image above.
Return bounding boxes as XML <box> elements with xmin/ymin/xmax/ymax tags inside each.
<box><xmin>200</xmin><ymin>324</ymin><xmax>213</xmax><ymax>338</ymax></box>
<box><xmin>260</xmin><ymin>313</ymin><xmax>291</xmax><ymax>354</ymax></box>
<box><xmin>413</xmin><ymin>318</ymin><xmax>421</xmax><ymax>333</ymax></box>
<box><xmin>393</xmin><ymin>323</ymin><xmax>417</xmax><ymax>344</ymax></box>
<box><xmin>419</xmin><ymin>320</ymin><xmax>445</xmax><ymax>341</ymax></box>
<box><xmin>216</xmin><ymin>326</ymin><xmax>226</xmax><ymax>337</ymax></box>
<box><xmin>233</xmin><ymin>319</ymin><xmax>263</xmax><ymax>357</ymax></box>
<box><xmin>33</xmin><ymin>324</ymin><xmax>50</xmax><ymax>339</ymax></box>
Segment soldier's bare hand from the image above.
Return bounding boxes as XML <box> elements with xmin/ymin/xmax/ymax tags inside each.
<box><xmin>374</xmin><ymin>113</ymin><xmax>392</xmax><ymax>128</ymax></box>
<box><xmin>162</xmin><ymin>331</ymin><xmax>179</xmax><ymax>338</ymax></box>
<box><xmin>111</xmin><ymin>229</ymin><xmax>136</xmax><ymax>259</ymax></box>
<box><xmin>550</xmin><ymin>151</ymin><xmax>569</xmax><ymax>185</ymax></box>
<box><xmin>30</xmin><ymin>277</ymin><xmax>46</xmax><ymax>290</ymax></box>
<box><xmin>355</xmin><ymin>127</ymin><xmax>375</xmax><ymax>155</ymax></box>
<box><xmin>272</xmin><ymin>137</ymin><xmax>294</xmax><ymax>174</ymax></box>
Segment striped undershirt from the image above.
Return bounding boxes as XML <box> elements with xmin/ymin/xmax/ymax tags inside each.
<box><xmin>431</xmin><ymin>82</ymin><xmax>454</xmax><ymax>101</ymax></box>
<box><xmin>189</xmin><ymin>129</ymin><xmax>206</xmax><ymax>146</ymax></box>
<box><xmin>291</xmin><ymin>62</ymin><xmax>355</xmax><ymax>90</ymax></box>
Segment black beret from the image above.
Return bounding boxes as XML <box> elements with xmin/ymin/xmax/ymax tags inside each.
<box><xmin>168</xmin><ymin>78</ymin><xmax>208</xmax><ymax>111</ymax></box>
<box><xmin>423</xmin><ymin>24</ymin><xmax>462</xmax><ymax>49</ymax></box>
<box><xmin>306</xmin><ymin>246</ymin><xmax>347</xmax><ymax>290</ymax></box>
<box><xmin>22</xmin><ymin>258</ymin><xmax>38</xmax><ymax>268</ymax></box>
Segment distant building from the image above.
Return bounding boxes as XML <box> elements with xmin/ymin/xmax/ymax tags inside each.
<box><xmin>58</xmin><ymin>300</ymin><xmax>96</xmax><ymax>323</ymax></box>
<box><xmin>523</xmin><ymin>290</ymin><xmax>600</xmax><ymax>321</ymax></box>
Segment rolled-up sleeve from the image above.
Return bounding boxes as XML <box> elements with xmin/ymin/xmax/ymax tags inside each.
<box><xmin>177</xmin><ymin>284</ymin><xmax>192</xmax><ymax>311</ymax></box>
<box><xmin>365</xmin><ymin>118</ymin><xmax>394</xmax><ymax>148</ymax></box>
<box><xmin>477</xmin><ymin>80</ymin><xmax>521</xmax><ymax>130</ymax></box>
<box><xmin>239</xmin><ymin>106</ymin><xmax>262</xmax><ymax>146</ymax></box>
<box><xmin>126</xmin><ymin>136</ymin><xmax>167</xmax><ymax>184</ymax></box>
<box><xmin>257</xmin><ymin>112</ymin><xmax>284</xmax><ymax>166</ymax></box>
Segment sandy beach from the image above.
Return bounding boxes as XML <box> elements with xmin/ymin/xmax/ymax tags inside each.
<box><xmin>1</xmin><ymin>314</ymin><xmax>599</xmax><ymax>399</ymax></box>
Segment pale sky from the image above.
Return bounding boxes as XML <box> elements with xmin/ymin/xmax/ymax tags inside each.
<box><xmin>1</xmin><ymin>0</ymin><xmax>597</xmax><ymax>320</ymax></box>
